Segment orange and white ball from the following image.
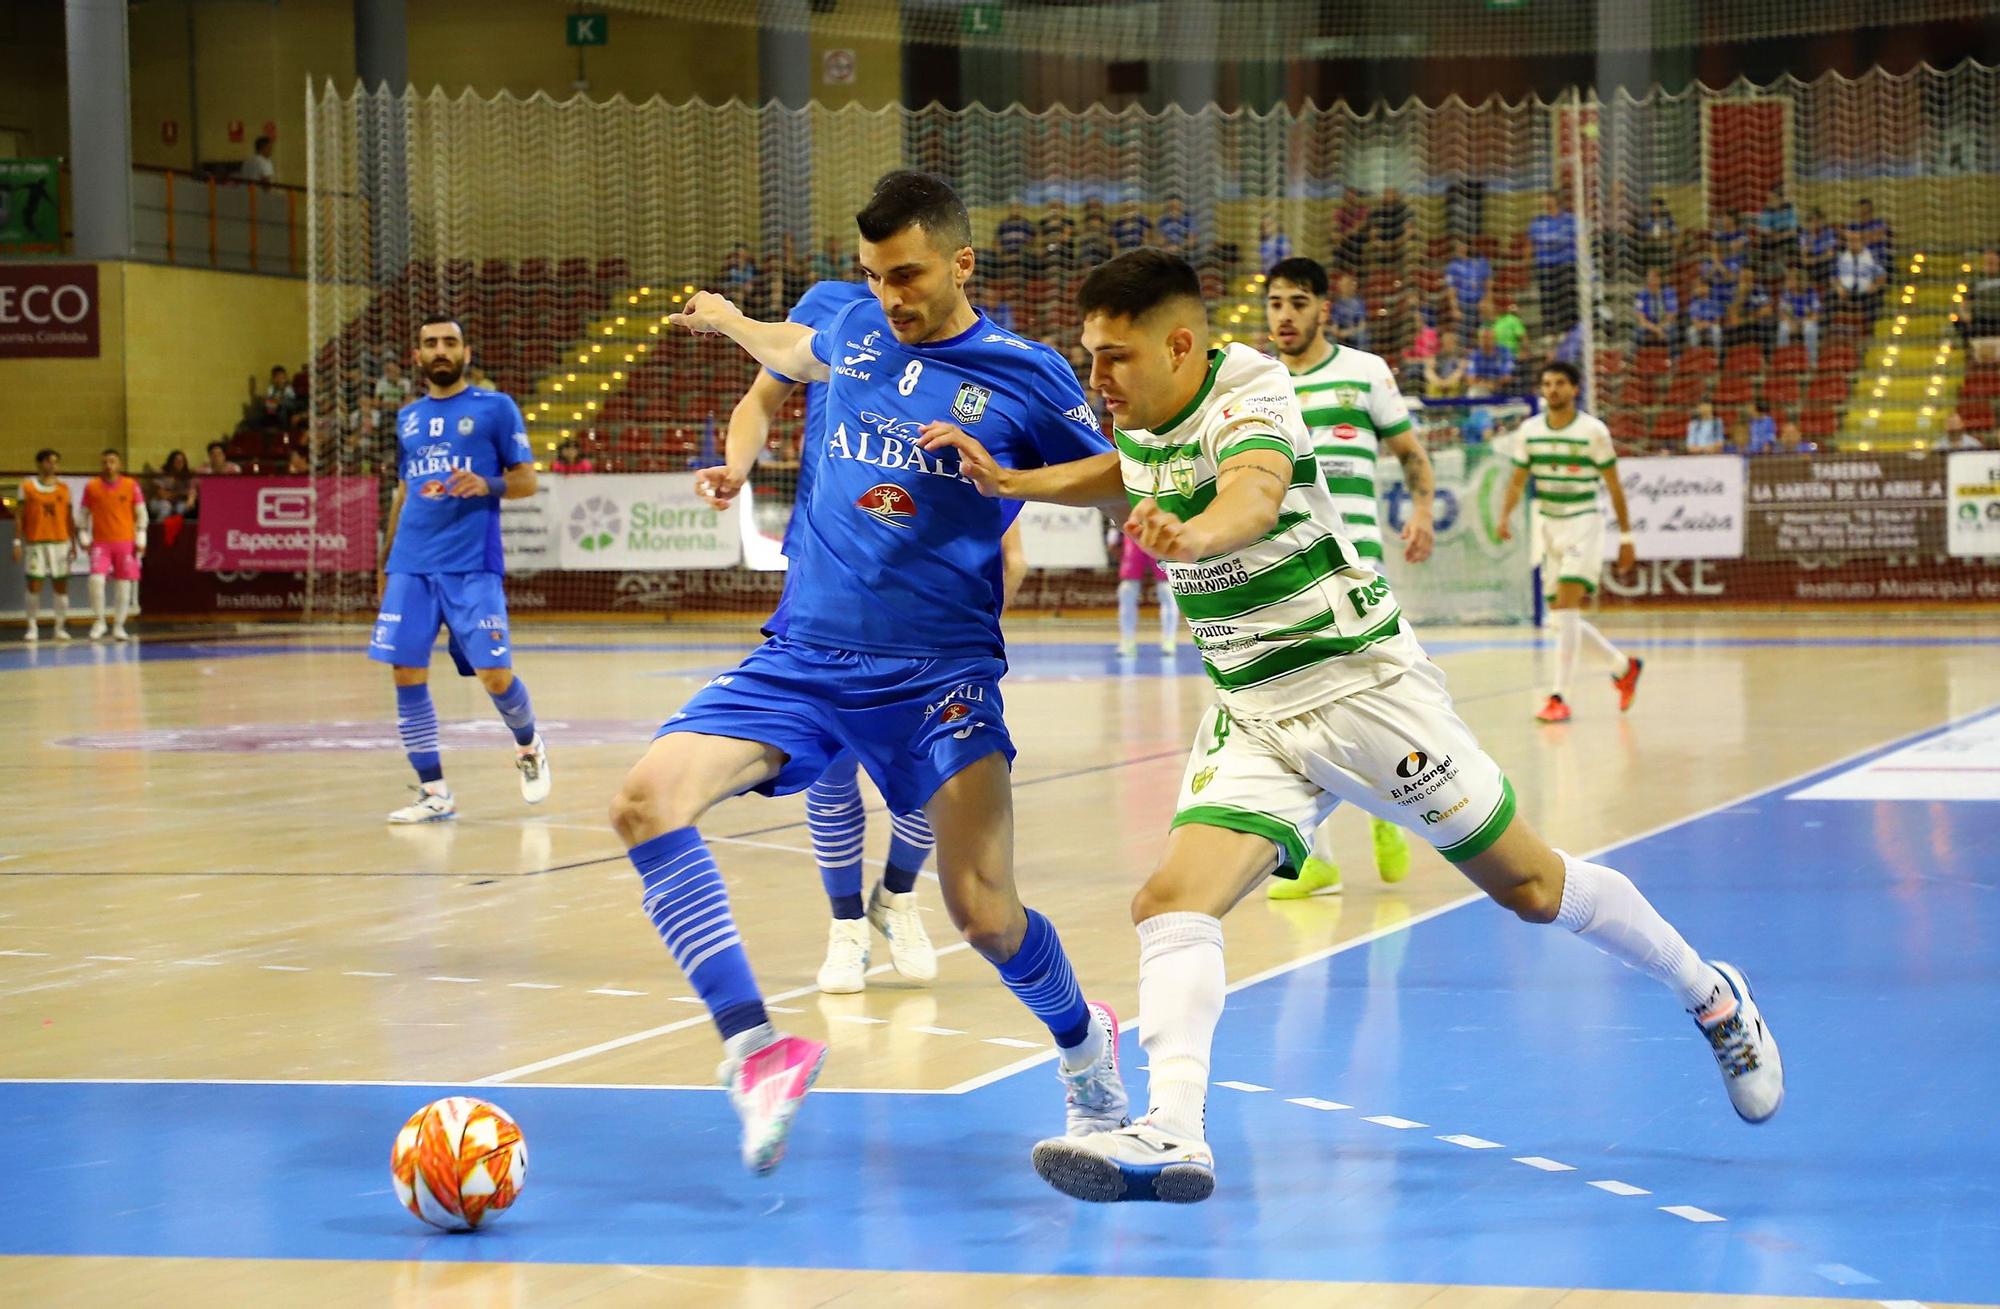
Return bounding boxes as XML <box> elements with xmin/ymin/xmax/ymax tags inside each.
<box><xmin>390</xmin><ymin>1096</ymin><xmax>528</xmax><ymax>1231</ymax></box>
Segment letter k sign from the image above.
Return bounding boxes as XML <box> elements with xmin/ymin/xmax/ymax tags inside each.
<box><xmin>566</xmin><ymin>13</ymin><xmax>607</xmax><ymax>45</ymax></box>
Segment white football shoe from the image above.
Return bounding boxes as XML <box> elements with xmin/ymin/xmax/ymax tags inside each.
<box><xmin>1057</xmin><ymin>1001</ymin><xmax>1129</xmax><ymax>1137</ymax></box>
<box><xmin>515</xmin><ymin>734</ymin><xmax>551</xmax><ymax>804</ymax></box>
<box><xmin>1032</xmin><ymin>1116</ymin><xmax>1215</xmax><ymax>1204</ymax></box>
<box><xmin>1696</xmin><ymin>959</ymin><xmax>1784</xmax><ymax>1123</ymax></box>
<box><xmin>88</xmin><ymin>617</ymin><xmax>107</xmax><ymax>640</ymax></box>
<box><xmin>866</xmin><ymin>883</ymin><xmax>937</xmax><ymax>982</ymax></box>
<box><xmin>815</xmin><ymin>917</ymin><xmax>870</xmax><ymax>995</ymax></box>
<box><xmin>387</xmin><ymin>781</ymin><xmax>455</xmax><ymax>824</ymax></box>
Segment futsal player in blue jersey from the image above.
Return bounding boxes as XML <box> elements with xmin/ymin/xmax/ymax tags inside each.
<box><xmin>710</xmin><ymin>276</ymin><xmax>948</xmax><ymax>995</ymax></box>
<box><xmin>611</xmin><ymin>172</ymin><xmax>1126</xmax><ymax>1176</ymax></box>
<box><xmin>370</xmin><ymin>314</ymin><xmax>550</xmax><ymax>823</ymax></box>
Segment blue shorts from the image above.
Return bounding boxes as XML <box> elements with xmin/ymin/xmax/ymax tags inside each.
<box><xmin>657</xmin><ymin>636</ymin><xmax>1015</xmax><ymax>814</ymax></box>
<box><xmin>368</xmin><ymin>571</ymin><xmax>513</xmax><ymax>673</ymax></box>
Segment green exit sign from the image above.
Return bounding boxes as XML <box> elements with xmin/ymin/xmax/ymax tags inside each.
<box><xmin>961</xmin><ymin>3</ymin><xmax>1003</xmax><ymax>36</ymax></box>
<box><xmin>566</xmin><ymin>13</ymin><xmax>608</xmax><ymax>46</ymax></box>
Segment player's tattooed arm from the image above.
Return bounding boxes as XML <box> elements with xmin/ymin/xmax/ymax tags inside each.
<box><xmin>1384</xmin><ymin>430</ymin><xmax>1436</xmax><ymax>563</ymax></box>
<box><xmin>1128</xmin><ymin>447</ymin><xmax>1291</xmax><ymax>563</ymax></box>
<box><xmin>916</xmin><ymin>424</ymin><xmax>1126</xmax><ymax>507</ymax></box>
<box><xmin>668</xmin><ymin>291</ymin><xmax>828</xmax><ymax>383</ymax></box>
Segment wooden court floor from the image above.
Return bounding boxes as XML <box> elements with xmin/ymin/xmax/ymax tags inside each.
<box><xmin>2</xmin><ymin>614</ymin><xmax>1997</xmax><ymax>1307</ymax></box>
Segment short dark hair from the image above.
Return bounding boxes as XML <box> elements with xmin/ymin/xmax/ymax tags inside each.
<box><xmin>207</xmin><ymin>440</ymin><xmax>227</xmax><ymax>456</ymax></box>
<box><xmin>35</xmin><ymin>447</ymin><xmax>58</xmax><ymax>463</ymax></box>
<box><xmin>1541</xmin><ymin>360</ymin><xmax>1582</xmax><ymax>387</ymax></box>
<box><xmin>1266</xmin><ymin>256</ymin><xmax>1328</xmax><ymax>298</ymax></box>
<box><xmin>417</xmin><ymin>313</ymin><xmax>465</xmax><ymax>340</ymax></box>
<box><xmin>102</xmin><ymin>447</ymin><xmax>120</xmax><ymax>457</ymax></box>
<box><xmin>855</xmin><ymin>171</ymin><xmax>972</xmax><ymax>253</ymax></box>
<box><xmin>254</xmin><ymin>136</ymin><xmax>272</xmax><ymax>151</ymax></box>
<box><xmin>1077</xmin><ymin>249</ymin><xmax>1204</xmax><ymax>322</ymax></box>
<box><xmin>270</xmin><ymin>364</ymin><xmax>287</xmax><ymax>375</ymax></box>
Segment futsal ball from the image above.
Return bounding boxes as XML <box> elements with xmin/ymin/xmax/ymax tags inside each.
<box><xmin>390</xmin><ymin>1096</ymin><xmax>528</xmax><ymax>1231</ymax></box>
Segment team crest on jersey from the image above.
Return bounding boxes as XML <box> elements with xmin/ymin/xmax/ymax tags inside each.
<box><xmin>418</xmin><ymin>480</ymin><xmax>449</xmax><ymax>500</ymax></box>
<box><xmin>952</xmin><ymin>382</ymin><xmax>992</xmax><ymax>424</ymax></box>
<box><xmin>855</xmin><ymin>483</ymin><xmax>916</xmax><ymax>528</ymax></box>
<box><xmin>1169</xmin><ymin>459</ymin><xmax>1197</xmax><ymax>498</ymax></box>
<box><xmin>457</xmin><ymin>416</ymin><xmax>476</xmax><ymax>435</ymax></box>
<box><xmin>1334</xmin><ymin>384</ymin><xmax>1364</xmax><ymax>408</ymax></box>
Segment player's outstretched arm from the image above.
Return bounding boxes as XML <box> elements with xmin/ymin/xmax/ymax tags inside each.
<box><xmin>917</xmin><ymin>423</ymin><xmax>1125</xmax><ymax>507</ymax></box>
<box><xmin>1496</xmin><ymin>464</ymin><xmax>1530</xmax><ymax>542</ymax></box>
<box><xmin>700</xmin><ymin>370</ymin><xmax>799</xmax><ymax>509</ymax></box>
<box><xmin>668</xmin><ymin>291</ymin><xmax>827</xmax><ymax>384</ymax></box>
<box><xmin>1125</xmin><ymin>448</ymin><xmax>1291</xmax><ymax>563</ymax></box>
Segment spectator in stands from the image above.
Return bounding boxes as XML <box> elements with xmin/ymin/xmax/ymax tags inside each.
<box><xmin>1686</xmin><ymin>286</ymin><xmax>1726</xmax><ymax>351</ymax></box>
<box><xmin>1799</xmin><ymin>207</ymin><xmax>1841</xmax><ymax>284</ymax></box>
<box><xmin>1757</xmin><ymin>187</ymin><xmax>1798</xmax><ymax>268</ymax></box>
<box><xmin>995</xmin><ymin>203</ymin><xmax>1035</xmax><ymax>273</ymax></box>
<box><xmin>1778</xmin><ymin>417</ymin><xmax>1817</xmax><ymax>454</ymax></box>
<box><xmin>1745</xmin><ymin>402</ymin><xmax>1779</xmax><ymax>453</ymax></box>
<box><xmin>1425</xmin><ymin>328</ymin><xmax>1468</xmax><ymax>397</ymax></box>
<box><xmin>1776</xmin><ymin>268</ymin><xmax>1823</xmax><ymax>365</ymax></box>
<box><xmin>373</xmin><ymin>360</ymin><xmax>413</xmax><ymax>425</ymax></box>
<box><xmin>263</xmin><ymin>365</ymin><xmax>292</xmax><ymax>412</ymax></box>
<box><xmin>1834</xmin><ymin>229</ymin><xmax>1887</xmax><ymax>325</ymax></box>
<box><xmin>1724</xmin><ymin>265</ymin><xmax>1774</xmax><ymax>349</ymax></box>
<box><xmin>1530</xmin><ymin>191</ymin><xmax>1579</xmax><ymax>331</ymax></box>
<box><xmin>1401</xmin><ymin>304</ymin><xmax>1439</xmax><ymax>386</ymax></box>
<box><xmin>810</xmin><ymin>236</ymin><xmax>847</xmax><ymax>282</ymax></box>
<box><xmin>1077</xmin><ymin>210</ymin><xmax>1115</xmax><ymax>267</ymax></box>
<box><xmin>1962</xmin><ymin>248</ymin><xmax>2000</xmax><ymax>345</ymax></box>
<box><xmin>1685</xmin><ymin>400</ymin><xmax>1725</xmax><ymax>452</ymax></box>
<box><xmin>1038</xmin><ymin>198</ymin><xmax>1076</xmax><ymax>268</ymax></box>
<box><xmin>1109</xmin><ymin>202</ymin><xmax>1150</xmax><ymax>252</ymax></box>
<box><xmin>285</xmin><ymin>446</ymin><xmax>310</xmax><ymax>476</ymax></box>
<box><xmin>1634</xmin><ymin>267</ymin><xmax>1679</xmax><ymax>349</ymax></box>
<box><xmin>1712</xmin><ymin>210</ymin><xmax>1751</xmax><ymax>264</ymax></box>
<box><xmin>147</xmin><ymin>450</ymin><xmax>197</xmax><ymax>520</ymax></box>
<box><xmin>1552</xmin><ymin>319</ymin><xmax>1585</xmax><ymax>368</ymax></box>
<box><xmin>1369</xmin><ymin>186</ymin><xmax>1413</xmax><ymax>267</ymax></box>
<box><xmin>1330</xmin><ymin>186</ymin><xmax>1371</xmax><ymax>273</ymax></box>
<box><xmin>1443</xmin><ymin>238</ymin><xmax>1492</xmax><ymax>326</ymax></box>
<box><xmin>1698</xmin><ymin>238</ymin><xmax>1741</xmax><ymax>301</ymax></box>
<box><xmin>291</xmin><ymin>362</ymin><xmax>310</xmax><ymax>412</ymax></box>
<box><xmin>1941</xmin><ymin>410</ymin><xmax>1983</xmax><ymax>450</ymax></box>
<box><xmin>1157</xmin><ymin>198</ymin><xmax>1195</xmax><ymax>257</ymax></box>
<box><xmin>237</xmin><ymin>135</ymin><xmax>275</xmax><ymax>184</ymax></box>
<box><xmin>550</xmin><ymin>437</ymin><xmax>595</xmax><ymax>474</ymax></box>
<box><xmin>1328</xmin><ymin>271</ymin><xmax>1370</xmax><ymax>349</ymax></box>
<box><xmin>202</xmin><ymin>441</ymin><xmax>241</xmax><ymax>476</ymax></box>
<box><xmin>1257</xmin><ymin>214</ymin><xmax>1292</xmax><ymax>274</ymax></box>
<box><xmin>1466</xmin><ymin>326</ymin><xmax>1516</xmax><ymax>397</ymax></box>
<box><xmin>720</xmin><ymin>243</ymin><xmax>758</xmax><ymax>294</ymax></box>
<box><xmin>1850</xmin><ymin>199</ymin><xmax>1891</xmax><ymax>261</ymax></box>
<box><xmin>1639</xmin><ymin>195</ymin><xmax>1677</xmax><ymax>269</ymax></box>
<box><xmin>776</xmin><ymin>233</ymin><xmax>811</xmax><ymax>307</ymax></box>
<box><xmin>1490</xmin><ymin>299</ymin><xmax>1528</xmax><ymax>358</ymax></box>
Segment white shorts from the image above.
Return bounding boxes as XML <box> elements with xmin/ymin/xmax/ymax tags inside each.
<box><xmin>1172</xmin><ymin>647</ymin><xmax>1516</xmax><ymax>875</ymax></box>
<box><xmin>21</xmin><ymin>542</ymin><xmax>71</xmax><ymax>581</ymax></box>
<box><xmin>1532</xmin><ymin>512</ymin><xmax>1604</xmax><ymax>596</ymax></box>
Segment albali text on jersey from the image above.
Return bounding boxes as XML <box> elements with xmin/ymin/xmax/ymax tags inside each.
<box><xmin>777</xmin><ymin>297</ymin><xmax>1108</xmax><ymax>659</ymax></box>
<box><xmin>385</xmin><ymin>387</ymin><xmax>536</xmax><ymax>575</ymax></box>
<box><xmin>1115</xmin><ymin>343</ymin><xmax>1416</xmax><ymax>719</ymax></box>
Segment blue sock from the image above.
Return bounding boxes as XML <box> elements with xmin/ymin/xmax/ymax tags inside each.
<box><xmin>994</xmin><ymin>908</ymin><xmax>1092</xmax><ymax>1050</ymax></box>
<box><xmin>488</xmin><ymin>676</ymin><xmax>536</xmax><ymax>747</ymax></box>
<box><xmin>807</xmin><ymin>765</ymin><xmax>866</xmax><ymax>919</ymax></box>
<box><xmin>394</xmin><ymin>682</ymin><xmax>443</xmax><ymax>784</ymax></box>
<box><xmin>883</xmin><ymin>809</ymin><xmax>934</xmax><ymax>895</ymax></box>
<box><xmin>630</xmin><ymin>827</ymin><xmax>766</xmax><ymax>1040</ymax></box>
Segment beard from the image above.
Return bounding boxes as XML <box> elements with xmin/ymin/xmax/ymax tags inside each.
<box><xmin>425</xmin><ymin>357</ymin><xmax>465</xmax><ymax>386</ymax></box>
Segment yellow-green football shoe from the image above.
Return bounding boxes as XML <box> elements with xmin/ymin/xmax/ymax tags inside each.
<box><xmin>1371</xmin><ymin>819</ymin><xmax>1411</xmax><ymax>884</ymax></box>
<box><xmin>1268</xmin><ymin>856</ymin><xmax>1342</xmax><ymax>900</ymax></box>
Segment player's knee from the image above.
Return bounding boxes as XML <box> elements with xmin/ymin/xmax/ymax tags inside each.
<box><xmin>1129</xmin><ymin>880</ymin><xmax>1184</xmax><ymax>925</ymax></box>
<box><xmin>609</xmin><ymin>768</ymin><xmax>686</xmax><ymax>845</ymax></box>
<box><xmin>1490</xmin><ymin>872</ymin><xmax>1562</xmax><ymax>924</ymax></box>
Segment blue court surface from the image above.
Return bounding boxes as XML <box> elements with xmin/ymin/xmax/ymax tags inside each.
<box><xmin>4</xmin><ymin>704</ymin><xmax>1997</xmax><ymax>1302</ymax></box>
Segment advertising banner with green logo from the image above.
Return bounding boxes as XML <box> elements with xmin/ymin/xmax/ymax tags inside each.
<box><xmin>549</xmin><ymin>474</ymin><xmax>739</xmax><ymax>571</ymax></box>
<box><xmin>0</xmin><ymin>159</ymin><xmax>61</xmax><ymax>253</ymax></box>
<box><xmin>1375</xmin><ymin>444</ymin><xmax>1532</xmax><ymax>625</ymax></box>
<box><xmin>1947</xmin><ymin>450</ymin><xmax>2000</xmax><ymax>558</ymax></box>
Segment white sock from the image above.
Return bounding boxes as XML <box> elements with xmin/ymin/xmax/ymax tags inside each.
<box><xmin>52</xmin><ymin>592</ymin><xmax>68</xmax><ymax>624</ymax></box>
<box><xmin>1116</xmin><ymin>578</ymin><xmax>1140</xmax><ymax>643</ymax></box>
<box><xmin>1058</xmin><ymin>1014</ymin><xmax>1105</xmax><ymax>1075</ymax></box>
<box><xmin>723</xmin><ymin>1021</ymin><xmax>777</xmax><ymax>1065</ymax></box>
<box><xmin>1553</xmin><ymin>606</ymin><xmax>1581</xmax><ymax>697</ymax></box>
<box><xmin>1155</xmin><ymin>581</ymin><xmax>1177</xmax><ymax>646</ymax></box>
<box><xmin>88</xmin><ymin>574</ymin><xmax>106</xmax><ymax>618</ymax></box>
<box><xmin>112</xmin><ymin>579</ymin><xmax>131</xmax><ymax>625</ymax></box>
<box><xmin>1553</xmin><ymin>851</ymin><xmax>1724</xmax><ymax>1012</ymax></box>
<box><xmin>1578</xmin><ymin>617</ymin><xmax>1628</xmax><ymax>676</ymax></box>
<box><xmin>1136</xmin><ymin>911</ymin><xmax>1226</xmax><ymax>1140</ymax></box>
<box><xmin>23</xmin><ymin>591</ymin><xmax>39</xmax><ymax>626</ymax></box>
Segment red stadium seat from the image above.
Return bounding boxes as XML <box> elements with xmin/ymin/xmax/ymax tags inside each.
<box><xmin>1807</xmin><ymin>374</ymin><xmax>1852</xmax><ymax>403</ymax></box>
<box><xmin>1800</xmin><ymin>406</ymin><xmax>1839</xmax><ymax>437</ymax></box>
<box><xmin>1724</xmin><ymin>344</ymin><xmax>1766</xmax><ymax>375</ymax></box>
<box><xmin>1665</xmin><ymin>374</ymin><xmax>1710</xmax><ymax>405</ymax></box>
<box><xmin>1769</xmin><ymin>343</ymin><xmax>1809</xmax><ymax>374</ymax></box>
<box><xmin>1960</xmin><ymin>367</ymin><xmax>2000</xmax><ymax>400</ymax></box>
<box><xmin>1649</xmin><ymin>409</ymin><xmax>1687</xmax><ymax>442</ymax></box>
<box><xmin>1616</xmin><ymin>377</ymin><xmax>1659</xmax><ymax>409</ymax></box>
<box><xmin>1761</xmin><ymin>374</ymin><xmax>1803</xmax><ymax>406</ymax></box>
<box><xmin>1957</xmin><ymin>399</ymin><xmax>1995</xmax><ymax>433</ymax></box>
<box><xmin>1676</xmin><ymin>348</ymin><xmax>1719</xmax><ymax>376</ymax></box>
<box><xmin>1818</xmin><ymin>340</ymin><xmax>1861</xmax><ymax>375</ymax></box>
<box><xmin>1634</xmin><ymin>347</ymin><xmax>1672</xmax><ymax>376</ymax></box>
<box><xmin>1713</xmin><ymin>374</ymin><xmax>1755</xmax><ymax>405</ymax></box>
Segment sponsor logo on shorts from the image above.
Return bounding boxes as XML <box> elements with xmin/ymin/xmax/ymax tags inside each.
<box><xmin>856</xmin><ymin>483</ymin><xmax>917</xmax><ymax>528</ymax></box>
<box><xmin>1421</xmin><ymin>795</ymin><xmax>1471</xmax><ymax>826</ymax></box>
<box><xmin>1394</xmin><ymin>751</ymin><xmax>1428</xmax><ymax>779</ymax></box>
<box><xmin>939</xmin><ymin>702</ymin><xmax>971</xmax><ymax>725</ymax></box>
<box><xmin>924</xmin><ymin>683</ymin><xmax>986</xmax><ymax>721</ymax></box>
<box><xmin>1390</xmin><ymin>751</ymin><xmax>1459</xmax><ymax>806</ymax></box>
<box><xmin>1190</xmin><ymin>766</ymin><xmax>1217</xmax><ymax>794</ymax></box>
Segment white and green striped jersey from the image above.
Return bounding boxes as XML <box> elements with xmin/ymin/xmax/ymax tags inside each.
<box><xmin>1285</xmin><ymin>345</ymin><xmax>1413</xmax><ymax>561</ymax></box>
<box><xmin>1511</xmin><ymin>409</ymin><xmax>1615</xmax><ymax>520</ymax></box>
<box><xmin>1116</xmin><ymin>343</ymin><xmax>1416</xmax><ymax>718</ymax></box>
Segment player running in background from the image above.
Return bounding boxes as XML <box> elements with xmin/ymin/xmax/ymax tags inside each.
<box><xmin>369</xmin><ymin>314</ymin><xmax>549</xmax><ymax>824</ymax></box>
<box><xmin>14</xmin><ymin>448</ymin><xmax>79</xmax><ymax>642</ymax></box>
<box><xmin>1497</xmin><ymin>361</ymin><xmax>1643</xmax><ymax>723</ymax></box>
<box><xmin>80</xmin><ymin>449</ymin><xmax>146</xmax><ymax>642</ymax></box>
<box><xmin>615</xmin><ymin>171</ymin><xmax>1125</xmax><ymax>1177</ymax></box>
<box><xmin>1112</xmin><ymin>530</ymin><xmax>1176</xmax><ymax>657</ymax></box>
<box><xmin>713</xmin><ymin>274</ymin><xmax>954</xmax><ymax>995</ymax></box>
<box><xmin>1264</xmin><ymin>256</ymin><xmax>1437</xmax><ymax>897</ymax></box>
<box><xmin>924</xmin><ymin>250</ymin><xmax>1781</xmax><ymax>1205</ymax></box>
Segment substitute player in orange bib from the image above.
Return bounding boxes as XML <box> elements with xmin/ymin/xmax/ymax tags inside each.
<box><xmin>14</xmin><ymin>448</ymin><xmax>81</xmax><ymax>642</ymax></box>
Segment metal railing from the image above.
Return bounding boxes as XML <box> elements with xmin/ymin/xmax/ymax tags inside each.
<box><xmin>131</xmin><ymin>166</ymin><xmax>304</xmax><ymax>277</ymax></box>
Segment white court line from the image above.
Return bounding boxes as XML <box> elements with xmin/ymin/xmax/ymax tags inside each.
<box><xmin>1660</xmin><ymin>1204</ymin><xmax>1726</xmax><ymax>1223</ymax></box>
<box><xmin>1362</xmin><ymin>1115</ymin><xmax>1427</xmax><ymax>1129</ymax></box>
<box><xmin>1215</xmin><ymin>1080</ymin><xmax>1270</xmax><ymax>1093</ymax></box>
<box><xmin>475</xmin><ymin>940</ymin><xmax>973</xmax><ymax>1083</ymax></box>
<box><xmin>0</xmin><ymin>1076</ymin><xmax>956</xmax><ymax>1095</ymax></box>
<box><xmin>1286</xmin><ymin>1097</ymin><xmax>1350</xmax><ymax>1111</ymax></box>
<box><xmin>1438</xmin><ymin>1134</ymin><xmax>1504</xmax><ymax>1149</ymax></box>
<box><xmin>1514</xmin><ymin>1156</ymin><xmax>1575</xmax><ymax>1172</ymax></box>
<box><xmin>1589</xmin><ymin>1180</ymin><xmax>1651</xmax><ymax>1196</ymax></box>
